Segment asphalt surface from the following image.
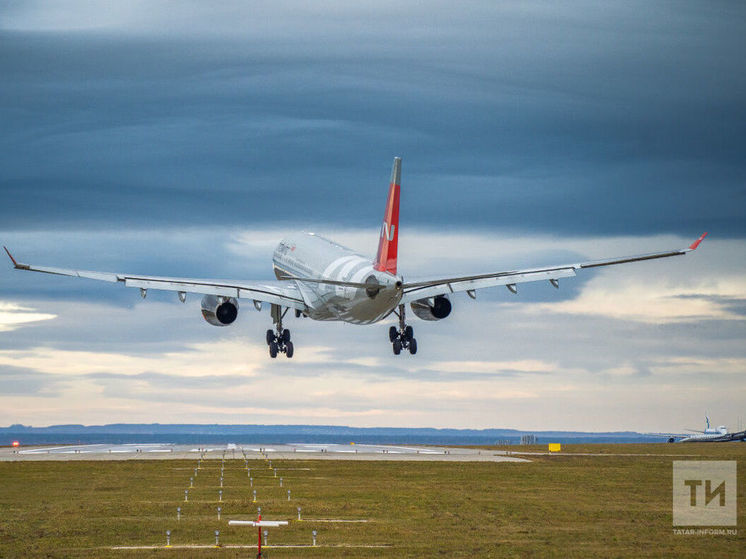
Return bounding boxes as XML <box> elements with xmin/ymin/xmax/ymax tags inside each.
<box><xmin>0</xmin><ymin>442</ymin><xmax>529</xmax><ymax>462</ymax></box>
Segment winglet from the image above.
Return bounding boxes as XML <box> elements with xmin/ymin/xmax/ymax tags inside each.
<box><xmin>3</xmin><ymin>246</ymin><xmax>19</xmax><ymax>268</ymax></box>
<box><xmin>688</xmin><ymin>232</ymin><xmax>708</xmax><ymax>250</ymax></box>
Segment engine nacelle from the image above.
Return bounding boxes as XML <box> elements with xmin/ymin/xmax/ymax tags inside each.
<box><xmin>201</xmin><ymin>295</ymin><xmax>239</xmax><ymax>326</ymax></box>
<box><xmin>410</xmin><ymin>294</ymin><xmax>452</xmax><ymax>321</ymax></box>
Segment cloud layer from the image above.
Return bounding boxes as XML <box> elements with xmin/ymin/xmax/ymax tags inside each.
<box><xmin>1</xmin><ymin>2</ymin><xmax>744</xmax><ymax>234</ymax></box>
<box><xmin>1</xmin><ymin>2</ymin><xmax>744</xmax><ymax>432</ymax></box>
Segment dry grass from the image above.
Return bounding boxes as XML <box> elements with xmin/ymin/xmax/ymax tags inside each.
<box><xmin>0</xmin><ymin>443</ymin><xmax>743</xmax><ymax>558</ymax></box>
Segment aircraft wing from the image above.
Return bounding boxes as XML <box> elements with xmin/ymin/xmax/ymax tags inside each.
<box><xmin>400</xmin><ymin>233</ymin><xmax>707</xmax><ymax>304</ymax></box>
<box><xmin>3</xmin><ymin>247</ymin><xmax>307</xmax><ymax>311</ymax></box>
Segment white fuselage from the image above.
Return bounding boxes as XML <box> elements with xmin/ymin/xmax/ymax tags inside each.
<box><xmin>680</xmin><ymin>426</ymin><xmax>729</xmax><ymax>442</ymax></box>
<box><xmin>272</xmin><ymin>232</ymin><xmax>402</xmax><ymax>324</ymax></box>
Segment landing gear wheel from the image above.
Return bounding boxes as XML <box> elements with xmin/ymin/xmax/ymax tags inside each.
<box><xmin>408</xmin><ymin>338</ymin><xmax>417</xmax><ymax>355</ymax></box>
<box><xmin>267</xmin><ymin>305</ymin><xmax>299</xmax><ymax>359</ymax></box>
<box><xmin>389</xmin><ymin>304</ymin><xmax>418</xmax><ymax>355</ymax></box>
<box><xmin>389</xmin><ymin>326</ymin><xmax>398</xmax><ymax>342</ymax></box>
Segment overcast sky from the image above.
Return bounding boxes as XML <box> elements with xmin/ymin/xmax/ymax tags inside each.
<box><xmin>1</xmin><ymin>1</ymin><xmax>744</xmax><ymax>432</ymax></box>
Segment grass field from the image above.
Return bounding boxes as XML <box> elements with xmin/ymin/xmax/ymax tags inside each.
<box><xmin>0</xmin><ymin>444</ymin><xmax>743</xmax><ymax>558</ymax></box>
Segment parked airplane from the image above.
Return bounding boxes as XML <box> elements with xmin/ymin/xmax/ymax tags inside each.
<box><xmin>666</xmin><ymin>417</ymin><xmax>746</xmax><ymax>443</ymax></box>
<box><xmin>4</xmin><ymin>157</ymin><xmax>707</xmax><ymax>358</ymax></box>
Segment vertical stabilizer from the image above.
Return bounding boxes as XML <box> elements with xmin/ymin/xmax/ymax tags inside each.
<box><xmin>374</xmin><ymin>157</ymin><xmax>401</xmax><ymax>275</ymax></box>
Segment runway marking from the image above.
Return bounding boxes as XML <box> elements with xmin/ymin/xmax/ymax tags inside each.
<box><xmin>5</xmin><ymin>443</ymin><xmax>530</xmax><ymax>462</ymax></box>
<box><xmin>19</xmin><ymin>443</ymin><xmax>172</xmax><ymax>455</ymax></box>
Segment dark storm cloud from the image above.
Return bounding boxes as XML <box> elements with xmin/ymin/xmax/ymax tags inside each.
<box><xmin>1</xmin><ymin>2</ymin><xmax>744</xmax><ymax>236</ymax></box>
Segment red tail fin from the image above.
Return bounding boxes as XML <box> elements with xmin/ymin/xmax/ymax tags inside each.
<box><xmin>374</xmin><ymin>157</ymin><xmax>401</xmax><ymax>275</ymax></box>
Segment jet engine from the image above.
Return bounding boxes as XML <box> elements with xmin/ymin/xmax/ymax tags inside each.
<box><xmin>201</xmin><ymin>295</ymin><xmax>239</xmax><ymax>326</ymax></box>
<box><xmin>410</xmin><ymin>294</ymin><xmax>452</xmax><ymax>321</ymax></box>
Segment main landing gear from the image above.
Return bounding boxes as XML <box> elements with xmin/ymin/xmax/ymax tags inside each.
<box><xmin>267</xmin><ymin>304</ymin><xmax>294</xmax><ymax>359</ymax></box>
<box><xmin>389</xmin><ymin>304</ymin><xmax>417</xmax><ymax>355</ymax></box>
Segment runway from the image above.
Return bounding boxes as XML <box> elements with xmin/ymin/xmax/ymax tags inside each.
<box><xmin>1</xmin><ymin>442</ymin><xmax>528</xmax><ymax>462</ymax></box>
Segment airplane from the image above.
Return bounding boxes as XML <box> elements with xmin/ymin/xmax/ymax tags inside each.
<box><xmin>667</xmin><ymin>416</ymin><xmax>746</xmax><ymax>443</ymax></box>
<box><xmin>4</xmin><ymin>157</ymin><xmax>708</xmax><ymax>359</ymax></box>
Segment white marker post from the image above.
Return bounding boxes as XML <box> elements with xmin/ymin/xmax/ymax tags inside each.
<box><xmin>287</xmin><ymin>490</ymin><xmax>291</xmax><ymax>501</ymax></box>
<box><xmin>297</xmin><ymin>506</ymin><xmax>301</xmax><ymax>521</ymax></box>
<box><xmin>214</xmin><ymin>530</ymin><xmax>220</xmax><ymax>547</ymax></box>
<box><xmin>166</xmin><ymin>530</ymin><xmax>171</xmax><ymax>547</ymax></box>
<box><xmin>229</xmin><ymin>513</ymin><xmax>288</xmax><ymax>559</ymax></box>
<box><xmin>177</xmin><ymin>506</ymin><xmax>181</xmax><ymax>521</ymax></box>
<box><xmin>219</xmin><ymin>490</ymin><xmax>223</xmax><ymax>502</ymax></box>
<box><xmin>190</xmin><ymin>477</ymin><xmax>193</xmax><ymax>488</ymax></box>
<box><xmin>253</xmin><ymin>489</ymin><xmax>257</xmax><ymax>503</ymax></box>
<box><xmin>263</xmin><ymin>530</ymin><xmax>268</xmax><ymax>546</ymax></box>
<box><xmin>279</xmin><ymin>477</ymin><xmax>283</xmax><ymax>487</ymax></box>
<box><xmin>184</xmin><ymin>489</ymin><xmax>188</xmax><ymax>502</ymax></box>
<box><xmin>217</xmin><ymin>506</ymin><xmax>222</xmax><ymax>520</ymax></box>
<box><xmin>312</xmin><ymin>530</ymin><xmax>317</xmax><ymax>546</ymax></box>
<box><xmin>274</xmin><ymin>468</ymin><xmax>277</xmax><ymax>478</ymax></box>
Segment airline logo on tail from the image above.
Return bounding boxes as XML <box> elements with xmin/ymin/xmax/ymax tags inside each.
<box><xmin>381</xmin><ymin>222</ymin><xmax>395</xmax><ymax>242</ymax></box>
<box><xmin>374</xmin><ymin>157</ymin><xmax>401</xmax><ymax>275</ymax></box>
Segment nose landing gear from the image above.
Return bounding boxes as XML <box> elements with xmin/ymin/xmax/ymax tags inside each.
<box><xmin>389</xmin><ymin>304</ymin><xmax>417</xmax><ymax>355</ymax></box>
<box><xmin>267</xmin><ymin>304</ymin><xmax>294</xmax><ymax>358</ymax></box>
